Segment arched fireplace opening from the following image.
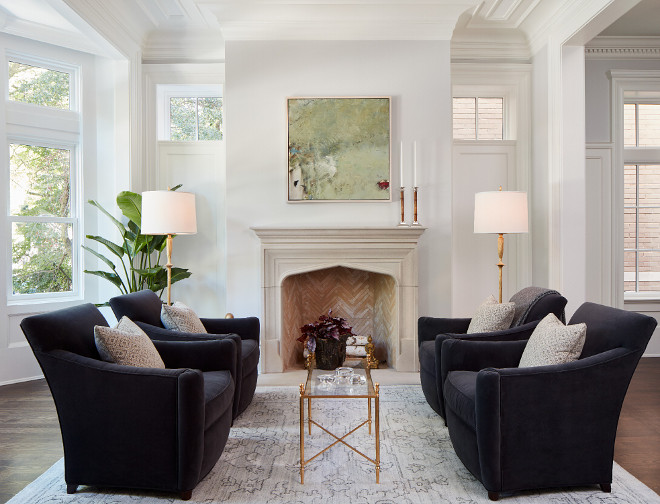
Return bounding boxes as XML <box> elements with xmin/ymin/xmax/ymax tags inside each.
<box><xmin>281</xmin><ymin>266</ymin><xmax>396</xmax><ymax>370</ymax></box>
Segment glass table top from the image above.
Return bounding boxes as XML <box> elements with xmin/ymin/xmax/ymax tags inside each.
<box><xmin>303</xmin><ymin>367</ymin><xmax>376</xmax><ymax>398</ymax></box>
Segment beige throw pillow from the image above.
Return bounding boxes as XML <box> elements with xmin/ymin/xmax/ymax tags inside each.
<box><xmin>467</xmin><ymin>295</ymin><xmax>515</xmax><ymax>334</ymax></box>
<box><xmin>518</xmin><ymin>313</ymin><xmax>587</xmax><ymax>368</ymax></box>
<box><xmin>94</xmin><ymin>316</ymin><xmax>165</xmax><ymax>369</ymax></box>
<box><xmin>161</xmin><ymin>301</ymin><xmax>208</xmax><ymax>333</ymax></box>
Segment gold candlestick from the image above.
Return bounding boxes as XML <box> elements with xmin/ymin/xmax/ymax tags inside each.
<box><xmin>398</xmin><ymin>187</ymin><xmax>407</xmax><ymax>226</ymax></box>
<box><xmin>412</xmin><ymin>186</ymin><xmax>420</xmax><ymax>226</ymax></box>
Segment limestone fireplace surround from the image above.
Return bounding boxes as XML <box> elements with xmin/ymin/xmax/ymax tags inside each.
<box><xmin>251</xmin><ymin>227</ymin><xmax>425</xmax><ymax>373</ymax></box>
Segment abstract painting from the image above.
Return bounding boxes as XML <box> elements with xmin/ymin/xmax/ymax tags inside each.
<box><xmin>288</xmin><ymin>97</ymin><xmax>391</xmax><ymax>201</ymax></box>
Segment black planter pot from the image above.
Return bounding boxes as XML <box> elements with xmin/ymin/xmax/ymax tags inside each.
<box><xmin>314</xmin><ymin>336</ymin><xmax>347</xmax><ymax>370</ymax></box>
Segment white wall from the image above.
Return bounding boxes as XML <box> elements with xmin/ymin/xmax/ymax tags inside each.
<box><xmin>531</xmin><ymin>45</ymin><xmax>550</xmax><ymax>288</ymax></box>
<box><xmin>225</xmin><ymin>40</ymin><xmax>453</xmax><ymax>326</ymax></box>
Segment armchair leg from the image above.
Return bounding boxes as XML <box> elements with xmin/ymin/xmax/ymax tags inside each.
<box><xmin>66</xmin><ymin>484</ymin><xmax>78</xmax><ymax>494</ymax></box>
<box><xmin>488</xmin><ymin>491</ymin><xmax>499</xmax><ymax>501</ymax></box>
<box><xmin>600</xmin><ymin>483</ymin><xmax>612</xmax><ymax>493</ymax></box>
<box><xmin>180</xmin><ymin>490</ymin><xmax>193</xmax><ymax>500</ymax></box>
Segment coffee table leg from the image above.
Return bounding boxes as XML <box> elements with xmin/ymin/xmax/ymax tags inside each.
<box><xmin>368</xmin><ymin>397</ymin><xmax>372</xmax><ymax>435</ymax></box>
<box><xmin>375</xmin><ymin>382</ymin><xmax>380</xmax><ymax>483</ymax></box>
<box><xmin>299</xmin><ymin>384</ymin><xmax>305</xmax><ymax>484</ymax></box>
<box><xmin>308</xmin><ymin>397</ymin><xmax>312</xmax><ymax>435</ymax></box>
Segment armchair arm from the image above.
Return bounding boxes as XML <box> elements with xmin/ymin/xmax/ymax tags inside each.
<box><xmin>418</xmin><ymin>316</ymin><xmax>471</xmax><ymax>344</ymax></box>
<box><xmin>441</xmin><ymin>338</ymin><xmax>527</xmax><ymax>377</ymax></box>
<box><xmin>39</xmin><ymin>349</ymin><xmax>207</xmax><ymax>492</ymax></box>
<box><xmin>200</xmin><ymin>316</ymin><xmax>260</xmax><ymax>342</ymax></box>
<box><xmin>474</xmin><ymin>347</ymin><xmax>640</xmax><ymax>492</ymax></box>
<box><xmin>153</xmin><ymin>338</ymin><xmax>238</xmax><ymax>377</ymax></box>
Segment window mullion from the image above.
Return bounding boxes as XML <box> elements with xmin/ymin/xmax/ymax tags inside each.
<box><xmin>636</xmin><ymin>164</ymin><xmax>640</xmax><ymax>292</ymax></box>
<box><xmin>474</xmin><ymin>98</ymin><xmax>479</xmax><ymax>140</ymax></box>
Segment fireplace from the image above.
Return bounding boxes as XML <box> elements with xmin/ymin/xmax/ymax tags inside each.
<box><xmin>252</xmin><ymin>227</ymin><xmax>425</xmax><ymax>372</ymax></box>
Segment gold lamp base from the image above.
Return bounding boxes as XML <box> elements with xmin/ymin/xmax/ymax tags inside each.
<box><xmin>497</xmin><ymin>233</ymin><xmax>504</xmax><ymax>304</ymax></box>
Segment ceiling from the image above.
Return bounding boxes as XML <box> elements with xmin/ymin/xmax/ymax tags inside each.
<box><xmin>599</xmin><ymin>0</ymin><xmax>660</xmax><ymax>37</ymax></box>
<box><xmin>0</xmin><ymin>0</ymin><xmax>657</xmax><ymax>59</ymax></box>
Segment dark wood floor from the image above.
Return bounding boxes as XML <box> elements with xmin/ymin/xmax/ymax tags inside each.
<box><xmin>0</xmin><ymin>359</ymin><xmax>658</xmax><ymax>503</ymax></box>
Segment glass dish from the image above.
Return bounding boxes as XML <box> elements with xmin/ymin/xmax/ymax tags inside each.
<box><xmin>317</xmin><ymin>374</ymin><xmax>335</xmax><ymax>384</ymax></box>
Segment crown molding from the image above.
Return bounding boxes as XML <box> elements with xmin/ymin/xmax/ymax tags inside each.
<box><xmin>585</xmin><ymin>36</ymin><xmax>660</xmax><ymax>59</ymax></box>
<box><xmin>142</xmin><ymin>29</ymin><xmax>224</xmax><ymax>63</ymax></box>
<box><xmin>63</xmin><ymin>0</ymin><xmax>146</xmax><ymax>57</ymax></box>
<box><xmin>0</xmin><ymin>17</ymin><xmax>100</xmax><ymax>55</ymax></box>
<box><xmin>451</xmin><ymin>39</ymin><xmax>530</xmax><ymax>62</ymax></box>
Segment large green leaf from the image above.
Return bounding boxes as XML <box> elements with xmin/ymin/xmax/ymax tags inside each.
<box><xmin>85</xmin><ymin>235</ymin><xmax>125</xmax><ymax>258</ymax></box>
<box><xmin>134</xmin><ymin>267</ymin><xmax>163</xmax><ymax>277</ymax></box>
<box><xmin>88</xmin><ymin>200</ymin><xmax>127</xmax><ymax>236</ymax></box>
<box><xmin>117</xmin><ymin>191</ymin><xmax>142</xmax><ymax>227</ymax></box>
<box><xmin>127</xmin><ymin>220</ymin><xmax>140</xmax><ymax>235</ymax></box>
<box><xmin>84</xmin><ymin>270</ymin><xmax>125</xmax><ymax>290</ymax></box>
<box><xmin>133</xmin><ymin>234</ymin><xmax>149</xmax><ymax>255</ymax></box>
<box><xmin>170</xmin><ymin>267</ymin><xmax>192</xmax><ymax>284</ymax></box>
<box><xmin>81</xmin><ymin>245</ymin><xmax>117</xmax><ymax>271</ymax></box>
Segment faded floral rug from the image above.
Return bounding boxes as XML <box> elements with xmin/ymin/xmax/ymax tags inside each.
<box><xmin>8</xmin><ymin>385</ymin><xmax>660</xmax><ymax>503</ymax></box>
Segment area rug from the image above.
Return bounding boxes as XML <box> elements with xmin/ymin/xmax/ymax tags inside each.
<box><xmin>8</xmin><ymin>385</ymin><xmax>660</xmax><ymax>504</ymax></box>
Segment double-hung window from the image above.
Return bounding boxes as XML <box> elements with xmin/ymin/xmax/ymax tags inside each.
<box><xmin>623</xmin><ymin>101</ymin><xmax>660</xmax><ymax>295</ymax></box>
<box><xmin>6</xmin><ymin>54</ymin><xmax>81</xmax><ymax>299</ymax></box>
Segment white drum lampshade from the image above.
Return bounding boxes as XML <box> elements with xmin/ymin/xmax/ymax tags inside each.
<box><xmin>141</xmin><ymin>191</ymin><xmax>197</xmax><ymax>236</ymax></box>
<box><xmin>474</xmin><ymin>190</ymin><xmax>528</xmax><ymax>235</ymax></box>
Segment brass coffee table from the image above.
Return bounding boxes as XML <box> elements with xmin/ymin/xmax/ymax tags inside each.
<box><xmin>299</xmin><ymin>366</ymin><xmax>380</xmax><ymax>484</ymax></box>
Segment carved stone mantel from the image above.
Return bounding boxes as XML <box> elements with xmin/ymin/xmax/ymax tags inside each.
<box><xmin>251</xmin><ymin>226</ymin><xmax>425</xmax><ymax>373</ymax></box>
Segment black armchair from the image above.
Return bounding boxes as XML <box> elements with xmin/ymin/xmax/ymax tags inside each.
<box><xmin>441</xmin><ymin>302</ymin><xmax>657</xmax><ymax>500</ymax></box>
<box><xmin>20</xmin><ymin>303</ymin><xmax>238</xmax><ymax>500</ymax></box>
<box><xmin>109</xmin><ymin>289</ymin><xmax>260</xmax><ymax>417</ymax></box>
<box><xmin>418</xmin><ymin>287</ymin><xmax>567</xmax><ymax>418</ymax></box>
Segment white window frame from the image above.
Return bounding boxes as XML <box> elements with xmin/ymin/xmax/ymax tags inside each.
<box><xmin>452</xmin><ymin>84</ymin><xmax>516</xmax><ymax>142</ymax></box>
<box><xmin>156</xmin><ymin>84</ymin><xmax>222</xmax><ymax>141</ymax></box>
<box><xmin>6</xmin><ymin>50</ymin><xmax>79</xmax><ymax>112</ymax></box>
<box><xmin>452</xmin><ymin>96</ymin><xmax>506</xmax><ymax>141</ymax></box>
<box><xmin>609</xmin><ymin>70</ymin><xmax>660</xmax><ymax>305</ymax></box>
<box><xmin>623</xmin><ymin>99</ymin><xmax>660</xmax><ymax>298</ymax></box>
<box><xmin>4</xmin><ymin>52</ymin><xmax>82</xmax><ymax>303</ymax></box>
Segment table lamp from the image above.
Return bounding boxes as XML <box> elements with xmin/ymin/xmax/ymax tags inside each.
<box><xmin>474</xmin><ymin>187</ymin><xmax>528</xmax><ymax>303</ymax></box>
<box><xmin>141</xmin><ymin>190</ymin><xmax>197</xmax><ymax>305</ymax></box>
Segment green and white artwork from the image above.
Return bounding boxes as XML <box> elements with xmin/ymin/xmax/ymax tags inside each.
<box><xmin>288</xmin><ymin>97</ymin><xmax>391</xmax><ymax>201</ymax></box>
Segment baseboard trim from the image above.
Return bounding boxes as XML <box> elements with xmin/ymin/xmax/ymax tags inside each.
<box><xmin>0</xmin><ymin>374</ymin><xmax>44</xmax><ymax>387</ymax></box>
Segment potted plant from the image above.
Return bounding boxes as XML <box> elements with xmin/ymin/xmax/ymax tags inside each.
<box><xmin>83</xmin><ymin>186</ymin><xmax>191</xmax><ymax>305</ymax></box>
<box><xmin>297</xmin><ymin>310</ymin><xmax>355</xmax><ymax>370</ymax></box>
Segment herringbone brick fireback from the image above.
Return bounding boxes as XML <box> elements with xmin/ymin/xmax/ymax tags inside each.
<box><xmin>282</xmin><ymin>266</ymin><xmax>396</xmax><ymax>369</ymax></box>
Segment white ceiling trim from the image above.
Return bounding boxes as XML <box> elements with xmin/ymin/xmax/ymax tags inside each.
<box><xmin>586</xmin><ymin>36</ymin><xmax>660</xmax><ymax>59</ymax></box>
<box><xmin>451</xmin><ymin>39</ymin><xmax>530</xmax><ymax>62</ymax></box>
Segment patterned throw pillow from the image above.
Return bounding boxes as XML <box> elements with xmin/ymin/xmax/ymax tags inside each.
<box><xmin>466</xmin><ymin>295</ymin><xmax>515</xmax><ymax>334</ymax></box>
<box><xmin>518</xmin><ymin>313</ymin><xmax>587</xmax><ymax>368</ymax></box>
<box><xmin>94</xmin><ymin>316</ymin><xmax>165</xmax><ymax>368</ymax></box>
<box><xmin>161</xmin><ymin>301</ymin><xmax>208</xmax><ymax>333</ymax></box>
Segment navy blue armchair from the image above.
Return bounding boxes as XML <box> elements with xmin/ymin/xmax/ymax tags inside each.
<box><xmin>109</xmin><ymin>289</ymin><xmax>260</xmax><ymax>418</ymax></box>
<box><xmin>441</xmin><ymin>302</ymin><xmax>656</xmax><ymax>500</ymax></box>
<box><xmin>20</xmin><ymin>303</ymin><xmax>237</xmax><ymax>500</ymax></box>
<box><xmin>418</xmin><ymin>287</ymin><xmax>567</xmax><ymax>419</ymax></box>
